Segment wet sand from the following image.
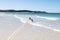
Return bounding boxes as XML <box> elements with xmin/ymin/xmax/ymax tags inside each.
<box><xmin>7</xmin><ymin>23</ymin><xmax>60</xmax><ymax>40</ymax></box>
<box><xmin>0</xmin><ymin>23</ymin><xmax>60</xmax><ymax>40</ymax></box>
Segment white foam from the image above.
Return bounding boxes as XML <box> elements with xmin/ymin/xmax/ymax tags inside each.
<box><xmin>14</xmin><ymin>15</ymin><xmax>60</xmax><ymax>32</ymax></box>
<box><xmin>29</xmin><ymin>22</ymin><xmax>60</xmax><ymax>32</ymax></box>
<box><xmin>14</xmin><ymin>15</ymin><xmax>27</xmax><ymax>23</ymax></box>
<box><xmin>37</xmin><ymin>16</ymin><xmax>59</xmax><ymax>21</ymax></box>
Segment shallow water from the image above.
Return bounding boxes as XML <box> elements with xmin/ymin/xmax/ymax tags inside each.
<box><xmin>0</xmin><ymin>12</ymin><xmax>60</xmax><ymax>40</ymax></box>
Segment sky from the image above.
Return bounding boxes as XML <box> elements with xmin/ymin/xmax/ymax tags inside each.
<box><xmin>0</xmin><ymin>0</ymin><xmax>60</xmax><ymax>13</ymax></box>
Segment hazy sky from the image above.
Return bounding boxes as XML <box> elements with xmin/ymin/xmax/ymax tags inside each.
<box><xmin>0</xmin><ymin>0</ymin><xmax>60</xmax><ymax>12</ymax></box>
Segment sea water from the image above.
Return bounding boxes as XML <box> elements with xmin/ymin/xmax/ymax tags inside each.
<box><xmin>0</xmin><ymin>12</ymin><xmax>60</xmax><ymax>40</ymax></box>
<box><xmin>14</xmin><ymin>12</ymin><xmax>60</xmax><ymax>29</ymax></box>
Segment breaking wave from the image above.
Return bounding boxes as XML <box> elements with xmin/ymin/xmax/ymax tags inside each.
<box><xmin>36</xmin><ymin>16</ymin><xmax>59</xmax><ymax>21</ymax></box>
<box><xmin>14</xmin><ymin>15</ymin><xmax>60</xmax><ymax>32</ymax></box>
<box><xmin>14</xmin><ymin>15</ymin><xmax>28</xmax><ymax>23</ymax></box>
<box><xmin>30</xmin><ymin>22</ymin><xmax>60</xmax><ymax>32</ymax></box>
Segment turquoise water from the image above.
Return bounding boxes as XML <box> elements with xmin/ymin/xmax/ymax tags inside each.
<box><xmin>14</xmin><ymin>12</ymin><xmax>60</xmax><ymax>17</ymax></box>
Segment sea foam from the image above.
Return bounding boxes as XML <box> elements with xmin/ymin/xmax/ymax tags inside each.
<box><xmin>14</xmin><ymin>15</ymin><xmax>60</xmax><ymax>32</ymax></box>
<box><xmin>36</xmin><ymin>16</ymin><xmax>59</xmax><ymax>21</ymax></box>
<box><xmin>14</xmin><ymin>15</ymin><xmax>27</xmax><ymax>23</ymax></box>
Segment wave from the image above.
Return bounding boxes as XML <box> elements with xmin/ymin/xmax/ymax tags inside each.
<box><xmin>29</xmin><ymin>22</ymin><xmax>60</xmax><ymax>32</ymax></box>
<box><xmin>14</xmin><ymin>15</ymin><xmax>28</xmax><ymax>23</ymax></box>
<box><xmin>36</xmin><ymin>16</ymin><xmax>59</xmax><ymax>21</ymax></box>
<box><xmin>7</xmin><ymin>15</ymin><xmax>60</xmax><ymax>40</ymax></box>
<box><xmin>14</xmin><ymin>15</ymin><xmax>60</xmax><ymax>32</ymax></box>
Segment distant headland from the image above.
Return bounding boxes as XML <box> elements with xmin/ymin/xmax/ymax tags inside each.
<box><xmin>0</xmin><ymin>10</ymin><xmax>47</xmax><ymax>13</ymax></box>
